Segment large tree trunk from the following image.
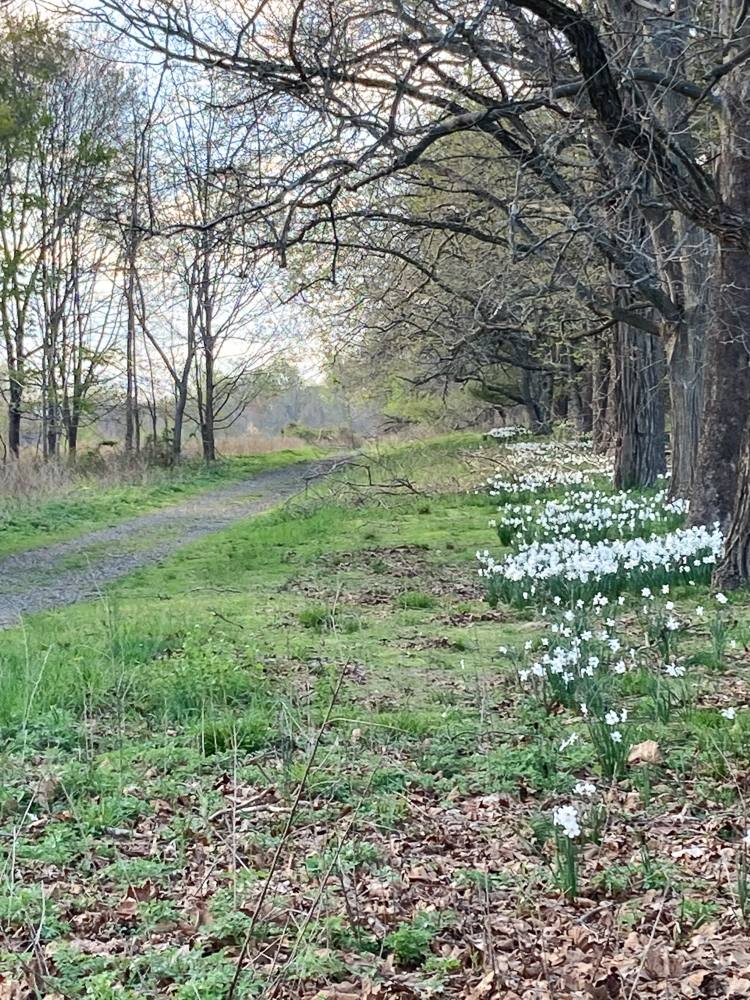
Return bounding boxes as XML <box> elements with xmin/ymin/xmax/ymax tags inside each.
<box><xmin>667</xmin><ymin>314</ymin><xmax>706</xmax><ymax>500</ymax></box>
<box><xmin>706</xmin><ymin>67</ymin><xmax>750</xmax><ymax>587</ymax></box>
<box><xmin>690</xmin><ymin>76</ymin><xmax>750</xmax><ymax>534</ymax></box>
<box><xmin>612</xmin><ymin>321</ymin><xmax>667</xmax><ymax>490</ymax></box>
<box><xmin>689</xmin><ymin>246</ymin><xmax>750</xmax><ymax>531</ymax></box>
<box><xmin>714</xmin><ymin>415</ymin><xmax>750</xmax><ymax>591</ymax></box>
<box><xmin>569</xmin><ymin>360</ymin><xmax>593</xmax><ymax>434</ymax></box>
<box><xmin>68</xmin><ymin>413</ymin><xmax>79</xmax><ymax>458</ymax></box>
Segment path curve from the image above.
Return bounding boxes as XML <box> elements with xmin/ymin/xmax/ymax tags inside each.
<box><xmin>0</xmin><ymin>456</ymin><xmax>349</xmax><ymax>627</ymax></box>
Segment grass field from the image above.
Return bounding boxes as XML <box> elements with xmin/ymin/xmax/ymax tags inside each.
<box><xmin>0</xmin><ymin>447</ymin><xmax>327</xmax><ymax>558</ymax></box>
<box><xmin>2</xmin><ymin>434</ymin><xmax>750</xmax><ymax>999</ymax></box>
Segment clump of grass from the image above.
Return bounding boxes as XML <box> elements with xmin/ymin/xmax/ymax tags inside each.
<box><xmin>200</xmin><ymin>707</ymin><xmax>271</xmax><ymax>755</ymax></box>
<box><xmin>299</xmin><ymin>605</ymin><xmax>336</xmax><ymax>631</ymax></box>
<box><xmin>298</xmin><ymin>605</ymin><xmax>363</xmax><ymax>633</ymax></box>
<box><xmin>396</xmin><ymin>590</ymin><xmax>435</xmax><ymax>609</ymax></box>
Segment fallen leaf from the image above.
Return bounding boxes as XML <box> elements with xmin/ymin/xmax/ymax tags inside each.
<box><xmin>128</xmin><ymin>879</ymin><xmax>156</xmax><ymax>902</ymax></box>
<box><xmin>115</xmin><ymin>896</ymin><xmax>139</xmax><ymax>918</ymax></box>
<box><xmin>628</xmin><ymin>739</ymin><xmax>661</xmax><ymax>765</ymax></box>
<box><xmin>468</xmin><ymin>971</ymin><xmax>495</xmax><ymax>1000</ymax></box>
<box><xmin>0</xmin><ymin>983</ymin><xmax>29</xmax><ymax>1000</ymax></box>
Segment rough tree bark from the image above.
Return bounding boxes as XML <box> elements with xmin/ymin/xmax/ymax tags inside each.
<box><xmin>691</xmin><ymin>75</ymin><xmax>750</xmax><ymax>536</ymax></box>
<box><xmin>592</xmin><ymin>338</ymin><xmax>615</xmax><ymax>453</ymax></box>
<box><xmin>664</xmin><ymin>220</ymin><xmax>709</xmax><ymax>500</ymax></box>
<box><xmin>612</xmin><ymin>320</ymin><xmax>667</xmax><ymax>490</ymax></box>
<box><xmin>709</xmin><ymin>71</ymin><xmax>750</xmax><ymax>587</ymax></box>
<box><xmin>568</xmin><ymin>359</ymin><xmax>593</xmax><ymax>434</ymax></box>
<box><xmin>521</xmin><ymin>368</ymin><xmax>553</xmax><ymax>434</ymax></box>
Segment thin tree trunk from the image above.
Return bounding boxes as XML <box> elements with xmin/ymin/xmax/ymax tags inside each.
<box><xmin>592</xmin><ymin>338</ymin><xmax>615</xmax><ymax>453</ymax></box>
<box><xmin>8</xmin><ymin>380</ymin><xmax>21</xmax><ymax>459</ymax></box>
<box><xmin>200</xmin><ymin>237</ymin><xmax>216</xmax><ymax>461</ymax></box>
<box><xmin>124</xmin><ymin>257</ymin><xmax>142</xmax><ymax>456</ymax></box>
<box><xmin>173</xmin><ymin>386</ymin><xmax>187</xmax><ymax>461</ymax></box>
<box><xmin>202</xmin><ymin>339</ymin><xmax>216</xmax><ymax>461</ymax></box>
<box><xmin>521</xmin><ymin>368</ymin><xmax>553</xmax><ymax>434</ymax></box>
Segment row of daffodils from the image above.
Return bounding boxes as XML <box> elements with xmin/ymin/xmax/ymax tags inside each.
<box><xmin>477</xmin><ymin>432</ymin><xmax>745</xmax><ymax>901</ymax></box>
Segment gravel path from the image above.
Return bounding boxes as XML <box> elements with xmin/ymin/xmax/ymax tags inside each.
<box><xmin>0</xmin><ymin>457</ymin><xmax>348</xmax><ymax>627</ymax></box>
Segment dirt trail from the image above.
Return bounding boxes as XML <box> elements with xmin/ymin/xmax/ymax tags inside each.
<box><xmin>0</xmin><ymin>457</ymin><xmax>348</xmax><ymax>627</ymax></box>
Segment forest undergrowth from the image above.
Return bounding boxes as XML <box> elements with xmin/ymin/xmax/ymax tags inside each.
<box><xmin>2</xmin><ymin>432</ymin><xmax>750</xmax><ymax>999</ymax></box>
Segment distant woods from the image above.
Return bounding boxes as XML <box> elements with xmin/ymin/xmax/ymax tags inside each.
<box><xmin>0</xmin><ymin>17</ymin><xmax>298</xmax><ymax>464</ymax></box>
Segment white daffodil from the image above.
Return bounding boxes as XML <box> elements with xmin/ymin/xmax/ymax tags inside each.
<box><xmin>553</xmin><ymin>804</ymin><xmax>581</xmax><ymax>839</ymax></box>
<box><xmin>573</xmin><ymin>781</ymin><xmax>597</xmax><ymax>797</ymax></box>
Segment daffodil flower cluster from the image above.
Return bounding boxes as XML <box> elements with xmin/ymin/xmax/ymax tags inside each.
<box><xmin>494</xmin><ymin>488</ymin><xmax>688</xmax><ymax>548</ymax></box>
<box><xmin>479</xmin><ymin>523</ymin><xmax>723</xmax><ymax>607</ymax></box>
<box><xmin>477</xmin><ymin>439</ymin><xmax>614</xmax><ymax>502</ymax></box>
<box><xmin>484</xmin><ymin>469</ymin><xmax>594</xmax><ymax>499</ymax></box>
<box><xmin>486</xmin><ymin>425</ymin><xmax>530</xmax><ymax>439</ymax></box>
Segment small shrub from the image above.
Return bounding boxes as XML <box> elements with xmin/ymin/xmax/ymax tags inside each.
<box><xmin>384</xmin><ymin>914</ymin><xmax>437</xmax><ymax>967</ymax></box>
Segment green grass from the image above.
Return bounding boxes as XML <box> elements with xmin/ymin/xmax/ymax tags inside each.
<box><xmin>2</xmin><ymin>432</ymin><xmax>750</xmax><ymax>997</ymax></box>
<box><xmin>0</xmin><ymin>447</ymin><xmax>327</xmax><ymax>557</ymax></box>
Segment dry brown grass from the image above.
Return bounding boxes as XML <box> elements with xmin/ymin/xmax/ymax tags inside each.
<box><xmin>0</xmin><ymin>433</ymin><xmax>315</xmax><ymax>501</ymax></box>
<box><xmin>0</xmin><ymin>452</ymin><xmax>167</xmax><ymax>500</ymax></box>
<box><xmin>0</xmin><ymin>458</ymin><xmax>80</xmax><ymax>501</ymax></box>
<box><xmin>191</xmin><ymin>432</ymin><xmax>309</xmax><ymax>456</ymax></box>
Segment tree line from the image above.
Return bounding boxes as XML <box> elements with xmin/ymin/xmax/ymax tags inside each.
<box><xmin>0</xmin><ymin>16</ymin><xmax>291</xmax><ymax>463</ymax></box>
